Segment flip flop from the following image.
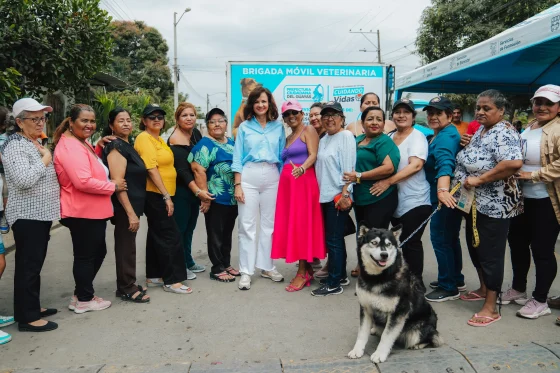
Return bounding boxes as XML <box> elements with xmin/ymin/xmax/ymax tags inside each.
<box><xmin>460</xmin><ymin>291</ymin><xmax>485</xmax><ymax>301</ymax></box>
<box><xmin>467</xmin><ymin>313</ymin><xmax>501</xmax><ymax>327</ymax></box>
<box><xmin>225</xmin><ymin>267</ymin><xmax>241</xmax><ymax>277</ymax></box>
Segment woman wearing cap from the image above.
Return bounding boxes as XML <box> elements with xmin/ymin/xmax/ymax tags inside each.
<box><xmin>53</xmin><ymin>104</ymin><xmax>126</xmax><ymax>314</ymax></box>
<box><xmin>271</xmin><ymin>100</ymin><xmax>325</xmax><ymax>292</ymax></box>
<box><xmin>309</xmin><ymin>102</ymin><xmax>326</xmax><ymax>139</ymax></box>
<box><xmin>370</xmin><ymin>99</ymin><xmax>431</xmax><ymax>290</ymax></box>
<box><xmin>232</xmin><ymin>87</ymin><xmax>286</xmax><ymax>290</ymax></box>
<box><xmin>422</xmin><ymin>96</ymin><xmax>465</xmax><ymax>303</ymax></box>
<box><xmin>453</xmin><ymin>89</ymin><xmax>522</xmax><ymax>326</ymax></box>
<box><xmin>502</xmin><ymin>85</ymin><xmax>560</xmax><ymax>320</ymax></box>
<box><xmin>189</xmin><ymin>108</ymin><xmax>239</xmax><ymax>282</ymax></box>
<box><xmin>168</xmin><ymin>103</ymin><xmax>213</xmax><ymax>279</ymax></box>
<box><xmin>344</xmin><ymin>106</ymin><xmax>399</xmax><ymax>223</ymax></box>
<box><xmin>311</xmin><ymin>101</ymin><xmax>355</xmax><ymax>297</ymax></box>
<box><xmin>100</xmin><ymin>108</ymin><xmax>149</xmax><ymax>303</ymax></box>
<box><xmin>0</xmin><ymin>98</ymin><xmax>59</xmax><ymax>332</ymax></box>
<box><xmin>134</xmin><ymin>104</ymin><xmax>190</xmax><ymax>294</ymax></box>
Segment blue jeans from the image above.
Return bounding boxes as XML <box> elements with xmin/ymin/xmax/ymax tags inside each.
<box><xmin>322</xmin><ymin>202</ymin><xmax>348</xmax><ymax>287</ymax></box>
<box><xmin>429</xmin><ymin>203</ymin><xmax>464</xmax><ymax>292</ymax></box>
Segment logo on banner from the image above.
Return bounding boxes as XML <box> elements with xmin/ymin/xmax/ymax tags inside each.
<box><xmin>332</xmin><ymin>85</ymin><xmax>365</xmax><ymax>103</ymax></box>
<box><xmin>552</xmin><ymin>15</ymin><xmax>560</xmax><ymax>32</ymax></box>
<box><xmin>284</xmin><ymin>85</ymin><xmax>324</xmax><ymax>102</ymax></box>
<box><xmin>490</xmin><ymin>42</ymin><xmax>498</xmax><ymax>56</ymax></box>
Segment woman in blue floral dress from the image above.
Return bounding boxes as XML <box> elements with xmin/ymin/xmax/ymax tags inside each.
<box><xmin>189</xmin><ymin>108</ymin><xmax>239</xmax><ymax>282</ymax></box>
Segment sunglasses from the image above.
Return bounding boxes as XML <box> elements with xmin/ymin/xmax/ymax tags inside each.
<box><xmin>147</xmin><ymin>115</ymin><xmax>164</xmax><ymax>121</ymax></box>
<box><xmin>282</xmin><ymin>110</ymin><xmax>301</xmax><ymax>118</ymax></box>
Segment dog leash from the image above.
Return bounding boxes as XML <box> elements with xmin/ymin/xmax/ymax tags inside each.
<box><xmin>398</xmin><ymin>183</ymin><xmax>480</xmax><ymax>248</ymax></box>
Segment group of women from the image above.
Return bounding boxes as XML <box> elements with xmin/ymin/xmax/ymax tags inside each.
<box><xmin>2</xmin><ymin>83</ymin><xmax>560</xmax><ymax>336</ymax></box>
<box><xmin>1</xmin><ymin>98</ymin><xmax>238</xmax><ymax>334</ymax></box>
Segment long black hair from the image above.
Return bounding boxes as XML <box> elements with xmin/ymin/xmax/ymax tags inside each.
<box><xmin>102</xmin><ymin>107</ymin><xmax>131</xmax><ymax>137</ymax></box>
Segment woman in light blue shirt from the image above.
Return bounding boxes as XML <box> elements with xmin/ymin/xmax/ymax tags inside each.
<box><xmin>232</xmin><ymin>87</ymin><xmax>286</xmax><ymax>290</ymax></box>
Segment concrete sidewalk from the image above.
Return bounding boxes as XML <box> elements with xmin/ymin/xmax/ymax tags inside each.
<box><xmin>0</xmin><ymin>217</ymin><xmax>559</xmax><ymax>372</ymax></box>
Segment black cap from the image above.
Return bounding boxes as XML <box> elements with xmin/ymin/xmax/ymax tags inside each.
<box><xmin>143</xmin><ymin>104</ymin><xmax>167</xmax><ymax>116</ymax></box>
<box><xmin>205</xmin><ymin>108</ymin><xmax>227</xmax><ymax>123</ymax></box>
<box><xmin>320</xmin><ymin>101</ymin><xmax>343</xmax><ymax>114</ymax></box>
<box><xmin>423</xmin><ymin>96</ymin><xmax>453</xmax><ymax>111</ymax></box>
<box><xmin>392</xmin><ymin>98</ymin><xmax>415</xmax><ymax>113</ymax></box>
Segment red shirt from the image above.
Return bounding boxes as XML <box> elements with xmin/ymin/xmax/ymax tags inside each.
<box><xmin>466</xmin><ymin>120</ymin><xmax>481</xmax><ymax>135</ymax></box>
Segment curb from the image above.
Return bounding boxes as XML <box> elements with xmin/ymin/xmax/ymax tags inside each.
<box><xmin>2</xmin><ymin>342</ymin><xmax>560</xmax><ymax>372</ymax></box>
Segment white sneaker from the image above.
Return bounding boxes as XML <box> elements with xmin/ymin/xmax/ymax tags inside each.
<box><xmin>74</xmin><ymin>296</ymin><xmax>111</xmax><ymax>314</ymax></box>
<box><xmin>0</xmin><ymin>330</ymin><xmax>12</xmax><ymax>345</ymax></box>
<box><xmin>187</xmin><ymin>269</ymin><xmax>197</xmax><ymax>280</ymax></box>
<box><xmin>239</xmin><ymin>274</ymin><xmax>251</xmax><ymax>290</ymax></box>
<box><xmin>261</xmin><ymin>269</ymin><xmax>284</xmax><ymax>282</ymax></box>
<box><xmin>68</xmin><ymin>295</ymin><xmax>77</xmax><ymax>311</ymax></box>
<box><xmin>499</xmin><ymin>288</ymin><xmax>527</xmax><ymax>305</ymax></box>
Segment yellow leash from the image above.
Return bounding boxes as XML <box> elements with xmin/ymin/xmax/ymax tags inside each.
<box><xmin>437</xmin><ymin>183</ymin><xmax>480</xmax><ymax>248</ymax></box>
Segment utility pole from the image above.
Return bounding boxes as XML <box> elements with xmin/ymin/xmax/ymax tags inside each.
<box><xmin>351</xmin><ymin>29</ymin><xmax>382</xmax><ymax>63</ymax></box>
<box><xmin>173</xmin><ymin>8</ymin><xmax>191</xmax><ymax>110</ymax></box>
<box><xmin>207</xmin><ymin>94</ymin><xmax>210</xmax><ymax>114</ymax></box>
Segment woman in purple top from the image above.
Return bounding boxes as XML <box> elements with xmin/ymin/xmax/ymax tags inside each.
<box><xmin>271</xmin><ymin>100</ymin><xmax>326</xmax><ymax>292</ymax></box>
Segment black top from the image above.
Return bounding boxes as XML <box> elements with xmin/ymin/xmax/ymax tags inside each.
<box><xmin>319</xmin><ymin>131</ymin><xmax>326</xmax><ymax>139</ymax></box>
<box><xmin>167</xmin><ymin>128</ymin><xmax>202</xmax><ymax>190</ymax></box>
<box><xmin>102</xmin><ymin>138</ymin><xmax>147</xmax><ymax>217</ymax></box>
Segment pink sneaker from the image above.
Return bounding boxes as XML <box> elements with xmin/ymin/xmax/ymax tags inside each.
<box><xmin>517</xmin><ymin>298</ymin><xmax>551</xmax><ymax>319</ymax></box>
<box><xmin>74</xmin><ymin>296</ymin><xmax>111</xmax><ymax>314</ymax></box>
<box><xmin>498</xmin><ymin>288</ymin><xmax>527</xmax><ymax>305</ymax></box>
<box><xmin>68</xmin><ymin>295</ymin><xmax>77</xmax><ymax>311</ymax></box>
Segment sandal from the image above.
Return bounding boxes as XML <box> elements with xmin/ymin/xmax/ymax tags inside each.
<box><xmin>121</xmin><ymin>290</ymin><xmax>150</xmax><ymax>303</ymax></box>
<box><xmin>467</xmin><ymin>313</ymin><xmax>501</xmax><ymax>327</ymax></box>
<box><xmin>210</xmin><ymin>271</ymin><xmax>235</xmax><ymax>283</ymax></box>
<box><xmin>460</xmin><ymin>291</ymin><xmax>486</xmax><ymax>301</ymax></box>
<box><xmin>225</xmin><ymin>266</ymin><xmax>241</xmax><ymax>276</ymax></box>
<box><xmin>116</xmin><ymin>284</ymin><xmax>148</xmax><ymax>298</ymax></box>
<box><xmin>285</xmin><ymin>273</ymin><xmax>311</xmax><ymax>292</ymax></box>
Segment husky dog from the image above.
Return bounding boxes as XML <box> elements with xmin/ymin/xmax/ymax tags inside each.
<box><xmin>348</xmin><ymin>225</ymin><xmax>443</xmax><ymax>363</ymax></box>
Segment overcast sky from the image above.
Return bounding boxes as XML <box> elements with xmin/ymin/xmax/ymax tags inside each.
<box><xmin>101</xmin><ymin>0</ymin><xmax>432</xmax><ymax>110</ymax></box>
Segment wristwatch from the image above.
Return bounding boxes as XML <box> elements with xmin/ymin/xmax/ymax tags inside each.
<box><xmin>356</xmin><ymin>172</ymin><xmax>362</xmax><ymax>184</ymax></box>
<box><xmin>343</xmin><ymin>193</ymin><xmax>350</xmax><ymax>199</ymax></box>
<box><xmin>162</xmin><ymin>193</ymin><xmax>171</xmax><ymax>201</ymax></box>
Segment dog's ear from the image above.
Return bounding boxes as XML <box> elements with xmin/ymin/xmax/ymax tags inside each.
<box><xmin>358</xmin><ymin>224</ymin><xmax>370</xmax><ymax>238</ymax></box>
<box><xmin>240</xmin><ymin>78</ymin><xmax>247</xmax><ymax>85</ymax></box>
<box><xmin>391</xmin><ymin>224</ymin><xmax>403</xmax><ymax>243</ymax></box>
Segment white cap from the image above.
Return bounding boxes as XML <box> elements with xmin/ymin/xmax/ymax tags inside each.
<box><xmin>12</xmin><ymin>98</ymin><xmax>53</xmax><ymax>117</ymax></box>
<box><xmin>532</xmin><ymin>84</ymin><xmax>560</xmax><ymax>103</ymax></box>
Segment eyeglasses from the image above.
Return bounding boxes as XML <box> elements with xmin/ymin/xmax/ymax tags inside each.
<box><xmin>22</xmin><ymin>116</ymin><xmax>47</xmax><ymax>124</ymax></box>
<box><xmin>532</xmin><ymin>99</ymin><xmax>557</xmax><ymax>107</ymax></box>
<box><xmin>282</xmin><ymin>110</ymin><xmax>301</xmax><ymax>118</ymax></box>
<box><xmin>208</xmin><ymin>119</ymin><xmax>226</xmax><ymax>126</ymax></box>
<box><xmin>147</xmin><ymin>115</ymin><xmax>164</xmax><ymax>121</ymax></box>
<box><xmin>322</xmin><ymin>113</ymin><xmax>342</xmax><ymax>119</ymax></box>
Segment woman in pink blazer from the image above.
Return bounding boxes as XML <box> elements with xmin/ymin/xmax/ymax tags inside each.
<box><xmin>53</xmin><ymin>104</ymin><xmax>127</xmax><ymax>315</ymax></box>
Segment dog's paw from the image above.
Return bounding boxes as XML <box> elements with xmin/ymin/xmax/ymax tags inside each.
<box><xmin>347</xmin><ymin>348</ymin><xmax>364</xmax><ymax>359</ymax></box>
<box><xmin>370</xmin><ymin>350</ymin><xmax>389</xmax><ymax>363</ymax></box>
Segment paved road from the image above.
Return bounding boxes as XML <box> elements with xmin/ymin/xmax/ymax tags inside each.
<box><xmin>0</xmin><ymin>217</ymin><xmax>559</xmax><ymax>372</ymax></box>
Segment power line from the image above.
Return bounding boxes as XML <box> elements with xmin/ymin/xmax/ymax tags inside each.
<box><xmin>110</xmin><ymin>0</ymin><xmax>132</xmax><ymax>20</ymax></box>
<box><xmin>179</xmin><ymin>71</ymin><xmax>205</xmax><ymax>101</ymax></box>
<box><xmin>120</xmin><ymin>0</ymin><xmax>136</xmax><ymax>19</ymax></box>
<box><xmin>101</xmin><ymin>0</ymin><xmax>124</xmax><ymax>20</ymax></box>
<box><xmin>382</xmin><ymin>41</ymin><xmax>416</xmax><ymax>58</ymax></box>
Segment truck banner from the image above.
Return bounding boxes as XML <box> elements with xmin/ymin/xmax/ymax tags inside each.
<box><xmin>226</xmin><ymin>62</ymin><xmax>386</xmax><ymax>130</ymax></box>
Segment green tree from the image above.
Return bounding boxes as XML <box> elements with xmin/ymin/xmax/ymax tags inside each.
<box><xmin>108</xmin><ymin>21</ymin><xmax>174</xmax><ymax>100</ymax></box>
<box><xmin>0</xmin><ymin>0</ymin><xmax>113</xmax><ymax>98</ymax></box>
<box><xmin>416</xmin><ymin>0</ymin><xmax>558</xmax><ymax>64</ymax></box>
<box><xmin>0</xmin><ymin>68</ymin><xmax>22</xmax><ymax>106</ymax></box>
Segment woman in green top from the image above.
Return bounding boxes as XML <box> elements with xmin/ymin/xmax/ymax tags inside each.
<box><xmin>344</xmin><ymin>106</ymin><xmax>400</xmax><ymax>230</ymax></box>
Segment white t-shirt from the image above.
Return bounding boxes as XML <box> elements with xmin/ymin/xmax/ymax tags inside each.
<box><xmin>520</xmin><ymin>126</ymin><xmax>548</xmax><ymax>199</ymax></box>
<box><xmin>390</xmin><ymin>129</ymin><xmax>431</xmax><ymax>217</ymax></box>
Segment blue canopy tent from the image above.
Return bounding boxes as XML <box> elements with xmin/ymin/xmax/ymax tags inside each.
<box><xmin>395</xmin><ymin>4</ymin><xmax>560</xmax><ymax>98</ymax></box>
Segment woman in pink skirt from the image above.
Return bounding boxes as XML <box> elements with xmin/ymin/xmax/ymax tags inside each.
<box><xmin>272</xmin><ymin>99</ymin><xmax>326</xmax><ymax>292</ymax></box>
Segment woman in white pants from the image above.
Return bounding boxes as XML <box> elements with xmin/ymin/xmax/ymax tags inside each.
<box><xmin>232</xmin><ymin>87</ymin><xmax>286</xmax><ymax>290</ymax></box>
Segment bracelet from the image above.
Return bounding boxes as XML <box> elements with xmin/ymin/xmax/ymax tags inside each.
<box><xmin>299</xmin><ymin>167</ymin><xmax>305</xmax><ymax>174</ymax></box>
<box><xmin>234</xmin><ymin>182</ymin><xmax>241</xmax><ymax>187</ymax></box>
<box><xmin>162</xmin><ymin>193</ymin><xmax>171</xmax><ymax>200</ymax></box>
<box><xmin>437</xmin><ymin>188</ymin><xmax>449</xmax><ymax>193</ymax></box>
<box><xmin>195</xmin><ymin>189</ymin><xmax>202</xmax><ymax>197</ymax></box>
<box><xmin>114</xmin><ymin>182</ymin><xmax>119</xmax><ymax>192</ymax></box>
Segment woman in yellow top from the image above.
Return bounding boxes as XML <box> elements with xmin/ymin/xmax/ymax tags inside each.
<box><xmin>134</xmin><ymin>104</ymin><xmax>191</xmax><ymax>294</ymax></box>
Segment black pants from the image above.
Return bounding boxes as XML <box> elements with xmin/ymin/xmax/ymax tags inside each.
<box><xmin>464</xmin><ymin>211</ymin><xmax>510</xmax><ymax>293</ymax></box>
<box><xmin>508</xmin><ymin>197</ymin><xmax>559</xmax><ymax>303</ymax></box>
<box><xmin>144</xmin><ymin>192</ymin><xmax>187</xmax><ymax>285</ymax></box>
<box><xmin>354</xmin><ymin>188</ymin><xmax>398</xmax><ymax>230</ymax></box>
<box><xmin>112</xmin><ymin>207</ymin><xmax>138</xmax><ymax>295</ymax></box>
<box><xmin>12</xmin><ymin>220</ymin><xmax>52</xmax><ymax>323</ymax></box>
<box><xmin>204</xmin><ymin>202</ymin><xmax>238</xmax><ymax>274</ymax></box>
<box><xmin>61</xmin><ymin>217</ymin><xmax>107</xmax><ymax>302</ymax></box>
<box><xmin>391</xmin><ymin>204</ymin><xmax>432</xmax><ymax>282</ymax></box>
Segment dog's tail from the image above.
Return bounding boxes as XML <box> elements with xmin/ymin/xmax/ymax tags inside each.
<box><xmin>430</xmin><ymin>331</ymin><xmax>444</xmax><ymax>347</ymax></box>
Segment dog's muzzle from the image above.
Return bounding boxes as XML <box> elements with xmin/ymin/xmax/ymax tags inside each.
<box><xmin>371</xmin><ymin>253</ymin><xmax>388</xmax><ymax>267</ymax></box>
